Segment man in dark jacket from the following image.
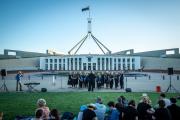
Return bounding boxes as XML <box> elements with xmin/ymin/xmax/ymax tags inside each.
<box><xmin>167</xmin><ymin>97</ymin><xmax>180</xmax><ymax>120</ymax></box>
<box><xmin>87</xmin><ymin>71</ymin><xmax>96</xmax><ymax>92</ymax></box>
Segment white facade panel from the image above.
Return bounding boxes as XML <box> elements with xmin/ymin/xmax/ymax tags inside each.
<box><xmin>39</xmin><ymin>55</ymin><xmax>141</xmax><ymax>71</ymax></box>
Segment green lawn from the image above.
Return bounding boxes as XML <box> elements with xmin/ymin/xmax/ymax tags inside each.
<box><xmin>0</xmin><ymin>92</ymin><xmax>179</xmax><ymax>120</ymax></box>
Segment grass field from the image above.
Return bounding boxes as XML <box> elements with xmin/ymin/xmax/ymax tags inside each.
<box><xmin>0</xmin><ymin>92</ymin><xmax>180</xmax><ymax>120</ymax></box>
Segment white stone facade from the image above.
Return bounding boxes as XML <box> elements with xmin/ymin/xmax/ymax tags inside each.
<box><xmin>40</xmin><ymin>55</ymin><xmax>141</xmax><ymax>71</ymax></box>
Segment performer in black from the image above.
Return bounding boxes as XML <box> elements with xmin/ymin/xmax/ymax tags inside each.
<box><xmin>120</xmin><ymin>73</ymin><xmax>124</xmax><ymax>89</ymax></box>
<box><xmin>87</xmin><ymin>71</ymin><xmax>96</xmax><ymax>92</ymax></box>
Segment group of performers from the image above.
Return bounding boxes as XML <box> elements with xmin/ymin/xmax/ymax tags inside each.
<box><xmin>68</xmin><ymin>71</ymin><xmax>124</xmax><ymax>91</ymax></box>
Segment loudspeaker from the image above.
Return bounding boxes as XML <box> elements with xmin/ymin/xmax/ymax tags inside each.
<box><xmin>168</xmin><ymin>68</ymin><xmax>173</xmax><ymax>75</ymax></box>
<box><xmin>41</xmin><ymin>88</ymin><xmax>47</xmax><ymax>92</ymax></box>
<box><xmin>125</xmin><ymin>88</ymin><xmax>132</xmax><ymax>92</ymax></box>
<box><xmin>1</xmin><ymin>69</ymin><xmax>7</xmax><ymax>76</ymax></box>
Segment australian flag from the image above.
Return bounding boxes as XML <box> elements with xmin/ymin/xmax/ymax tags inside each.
<box><xmin>82</xmin><ymin>6</ymin><xmax>90</xmax><ymax>12</ymax></box>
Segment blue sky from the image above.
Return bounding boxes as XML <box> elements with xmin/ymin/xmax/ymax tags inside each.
<box><xmin>0</xmin><ymin>0</ymin><xmax>180</xmax><ymax>54</ymax></box>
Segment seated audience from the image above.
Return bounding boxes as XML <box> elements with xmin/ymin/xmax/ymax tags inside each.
<box><xmin>0</xmin><ymin>112</ymin><xmax>3</xmax><ymax>120</ymax></box>
<box><xmin>153</xmin><ymin>100</ymin><xmax>171</xmax><ymax>120</ymax></box>
<box><xmin>167</xmin><ymin>97</ymin><xmax>180</xmax><ymax>120</ymax></box>
<box><xmin>36</xmin><ymin>98</ymin><xmax>50</xmax><ymax>120</ymax></box>
<box><xmin>137</xmin><ymin>94</ymin><xmax>154</xmax><ymax>120</ymax></box>
<box><xmin>106</xmin><ymin>101</ymin><xmax>120</xmax><ymax>120</ymax></box>
<box><xmin>123</xmin><ymin>100</ymin><xmax>138</xmax><ymax>120</ymax></box>
<box><xmin>49</xmin><ymin>109</ymin><xmax>60</xmax><ymax>120</ymax></box>
<box><xmin>77</xmin><ymin>105</ymin><xmax>87</xmax><ymax>120</ymax></box>
<box><xmin>117</xmin><ymin>95</ymin><xmax>128</xmax><ymax>107</ymax></box>
<box><xmin>35</xmin><ymin>108</ymin><xmax>43</xmax><ymax>120</ymax></box>
<box><xmin>94</xmin><ymin>96</ymin><xmax>106</xmax><ymax>120</ymax></box>
<box><xmin>82</xmin><ymin>103</ymin><xmax>97</xmax><ymax>120</ymax></box>
<box><xmin>159</xmin><ymin>93</ymin><xmax>171</xmax><ymax>107</ymax></box>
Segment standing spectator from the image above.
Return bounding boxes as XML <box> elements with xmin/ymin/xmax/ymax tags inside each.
<box><xmin>123</xmin><ymin>100</ymin><xmax>138</xmax><ymax>120</ymax></box>
<box><xmin>153</xmin><ymin>100</ymin><xmax>171</xmax><ymax>120</ymax></box>
<box><xmin>167</xmin><ymin>97</ymin><xmax>180</xmax><ymax>120</ymax></box>
<box><xmin>16</xmin><ymin>71</ymin><xmax>23</xmax><ymax>91</ymax></box>
<box><xmin>36</xmin><ymin>98</ymin><xmax>50</xmax><ymax>120</ymax></box>
<box><xmin>106</xmin><ymin>101</ymin><xmax>120</xmax><ymax>120</ymax></box>
<box><xmin>82</xmin><ymin>103</ymin><xmax>97</xmax><ymax>120</ymax></box>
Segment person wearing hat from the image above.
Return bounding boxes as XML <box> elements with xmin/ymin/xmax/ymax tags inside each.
<box><xmin>82</xmin><ymin>103</ymin><xmax>97</xmax><ymax>120</ymax></box>
<box><xmin>167</xmin><ymin>97</ymin><xmax>180</xmax><ymax>120</ymax></box>
<box><xmin>36</xmin><ymin>98</ymin><xmax>50</xmax><ymax>120</ymax></box>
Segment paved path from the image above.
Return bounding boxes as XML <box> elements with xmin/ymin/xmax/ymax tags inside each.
<box><xmin>0</xmin><ymin>72</ymin><xmax>180</xmax><ymax>92</ymax></box>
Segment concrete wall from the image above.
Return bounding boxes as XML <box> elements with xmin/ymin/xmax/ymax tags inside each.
<box><xmin>142</xmin><ymin>57</ymin><xmax>180</xmax><ymax>70</ymax></box>
<box><xmin>0</xmin><ymin>57</ymin><xmax>40</xmax><ymax>70</ymax></box>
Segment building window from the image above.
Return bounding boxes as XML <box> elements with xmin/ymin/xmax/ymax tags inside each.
<box><xmin>118</xmin><ymin>64</ymin><xmax>121</xmax><ymax>70</ymax></box>
<box><xmin>88</xmin><ymin>63</ymin><xmax>91</xmax><ymax>70</ymax></box>
<box><xmin>71</xmin><ymin>58</ymin><xmax>73</xmax><ymax>70</ymax></box>
<box><xmin>59</xmin><ymin>59</ymin><xmax>61</xmax><ymax>63</ymax></box>
<box><xmin>79</xmin><ymin>58</ymin><xmax>82</xmax><ymax>70</ymax></box>
<box><xmin>127</xmin><ymin>58</ymin><xmax>130</xmax><ymax>62</ymax></box>
<box><xmin>59</xmin><ymin>64</ymin><xmax>62</xmax><ymax>70</ymax></box>
<box><xmin>54</xmin><ymin>64</ymin><xmax>57</xmax><ymax>70</ymax></box>
<box><xmin>118</xmin><ymin>58</ymin><xmax>121</xmax><ymax>63</ymax></box>
<box><xmin>45</xmin><ymin>59</ymin><xmax>48</xmax><ymax>63</ymax></box>
<box><xmin>97</xmin><ymin>58</ymin><xmax>100</xmax><ymax>70</ymax></box>
<box><xmin>45</xmin><ymin>64</ymin><xmax>48</xmax><ymax>70</ymax></box>
<box><xmin>50</xmin><ymin>64</ymin><xmax>53</xmax><ymax>70</ymax></box>
<box><xmin>93</xmin><ymin>63</ymin><xmax>96</xmax><ymax>70</ymax></box>
<box><xmin>123</xmin><ymin>64</ymin><xmax>126</xmax><ymax>70</ymax></box>
<box><xmin>106</xmin><ymin>58</ymin><xmax>109</xmax><ymax>70</ymax></box>
<box><xmin>50</xmin><ymin>59</ymin><xmax>53</xmax><ymax>63</ymax></box>
<box><xmin>114</xmin><ymin>58</ymin><xmax>116</xmax><ymax>71</ymax></box>
<box><xmin>110</xmin><ymin>58</ymin><xmax>112</xmax><ymax>70</ymax></box>
<box><xmin>75</xmin><ymin>58</ymin><xmax>77</xmax><ymax>70</ymax></box>
<box><xmin>127</xmin><ymin>64</ymin><xmax>130</xmax><ymax>70</ymax></box>
<box><xmin>54</xmin><ymin>59</ymin><xmax>57</xmax><ymax>63</ymax></box>
<box><xmin>102</xmin><ymin>58</ymin><xmax>105</xmax><ymax>70</ymax></box>
<box><xmin>83</xmin><ymin>63</ymin><xmax>86</xmax><ymax>70</ymax></box>
<box><xmin>67</xmin><ymin>58</ymin><xmax>69</xmax><ymax>70</ymax></box>
<box><xmin>132</xmin><ymin>64</ymin><xmax>135</xmax><ymax>70</ymax></box>
<box><xmin>63</xmin><ymin>64</ymin><xmax>65</xmax><ymax>70</ymax></box>
<box><xmin>88</xmin><ymin>57</ymin><xmax>91</xmax><ymax>62</ymax></box>
<box><xmin>132</xmin><ymin>58</ymin><xmax>135</xmax><ymax>63</ymax></box>
<box><xmin>123</xmin><ymin>58</ymin><xmax>125</xmax><ymax>62</ymax></box>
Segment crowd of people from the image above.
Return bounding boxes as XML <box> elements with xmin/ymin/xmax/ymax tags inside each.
<box><xmin>68</xmin><ymin>71</ymin><xmax>125</xmax><ymax>91</ymax></box>
<box><xmin>24</xmin><ymin>92</ymin><xmax>180</xmax><ymax>120</ymax></box>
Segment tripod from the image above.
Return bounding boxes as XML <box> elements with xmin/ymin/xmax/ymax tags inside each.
<box><xmin>0</xmin><ymin>76</ymin><xmax>9</xmax><ymax>92</ymax></box>
<box><xmin>166</xmin><ymin>75</ymin><xmax>178</xmax><ymax>93</ymax></box>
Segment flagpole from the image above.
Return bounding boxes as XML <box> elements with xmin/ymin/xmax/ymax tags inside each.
<box><xmin>89</xmin><ymin>6</ymin><xmax>90</xmax><ymax>18</ymax></box>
